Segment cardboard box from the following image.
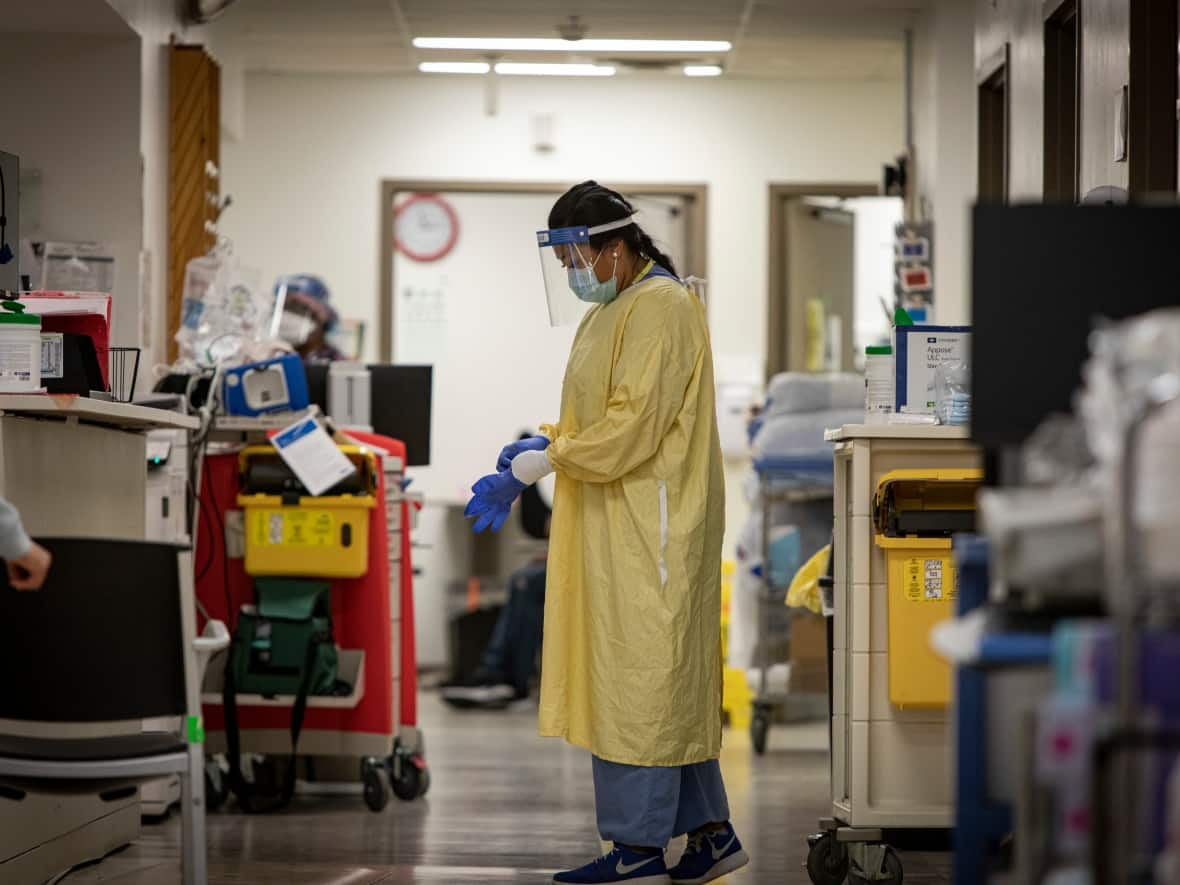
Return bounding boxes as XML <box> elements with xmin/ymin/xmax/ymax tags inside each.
<box><xmin>789</xmin><ymin>660</ymin><xmax>828</xmax><ymax>695</ymax></box>
<box><xmin>894</xmin><ymin>324</ymin><xmax>971</xmax><ymax>415</ymax></box>
<box><xmin>790</xmin><ymin>613</ymin><xmax>828</xmax><ymax>662</ymax></box>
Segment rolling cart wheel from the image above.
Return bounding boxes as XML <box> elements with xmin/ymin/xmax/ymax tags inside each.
<box><xmin>750</xmin><ymin>711</ymin><xmax>770</xmax><ymax>755</ymax></box>
<box><xmin>204</xmin><ymin>758</ymin><xmax>229</xmax><ymax>812</ymax></box>
<box><xmin>806</xmin><ymin>833</ymin><xmax>849</xmax><ymax>885</ymax></box>
<box><xmin>416</xmin><ymin>763</ymin><xmax>431</xmax><ymax>798</ymax></box>
<box><xmin>392</xmin><ymin>755</ymin><xmax>427</xmax><ymax>801</ymax></box>
<box><xmin>361</xmin><ymin>759</ymin><xmax>389</xmax><ymax>812</ymax></box>
<box><xmin>849</xmin><ymin>847</ymin><xmax>903</xmax><ymax>885</ymax></box>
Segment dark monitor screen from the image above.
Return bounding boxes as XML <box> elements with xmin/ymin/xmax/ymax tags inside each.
<box><xmin>971</xmin><ymin>203</ymin><xmax>1180</xmax><ymax>448</ymax></box>
<box><xmin>368</xmin><ymin>364</ymin><xmax>432</xmax><ymax>467</ymax></box>
<box><xmin>304</xmin><ymin>363</ymin><xmax>433</xmax><ymax>467</ymax></box>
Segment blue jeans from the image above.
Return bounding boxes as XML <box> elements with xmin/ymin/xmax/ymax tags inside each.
<box><xmin>480</xmin><ymin>562</ymin><xmax>546</xmax><ymax>696</ymax></box>
<box><xmin>592</xmin><ymin>757</ymin><xmax>731</xmax><ymax>848</ymax></box>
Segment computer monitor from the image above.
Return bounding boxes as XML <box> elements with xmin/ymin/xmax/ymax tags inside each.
<box><xmin>304</xmin><ymin>363</ymin><xmax>433</xmax><ymax>467</ymax></box>
<box><xmin>971</xmin><ymin>203</ymin><xmax>1180</xmax><ymax>451</ymax></box>
<box><xmin>368</xmin><ymin>364</ymin><xmax>432</xmax><ymax>467</ymax></box>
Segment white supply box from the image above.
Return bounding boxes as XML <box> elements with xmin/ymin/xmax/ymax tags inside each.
<box><xmin>893</xmin><ymin>325</ymin><xmax>971</xmax><ymax>415</ymax></box>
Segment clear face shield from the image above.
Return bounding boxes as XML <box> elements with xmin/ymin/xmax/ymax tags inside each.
<box><xmin>536</xmin><ymin>215</ymin><xmax>634</xmax><ymax>326</ymax></box>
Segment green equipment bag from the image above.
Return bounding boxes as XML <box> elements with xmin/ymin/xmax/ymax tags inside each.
<box><xmin>223</xmin><ymin>578</ymin><xmax>342</xmax><ymax>813</ymax></box>
<box><xmin>231</xmin><ymin>578</ymin><xmax>338</xmax><ymax>696</ymax></box>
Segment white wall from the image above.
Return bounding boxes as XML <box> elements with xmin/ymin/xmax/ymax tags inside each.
<box><xmin>910</xmin><ymin>0</ymin><xmax>977</xmax><ymax>325</ymax></box>
<box><xmin>221</xmin><ymin>72</ymin><xmax>904</xmax><ymax>374</ymax></box>
<box><xmin>0</xmin><ymin>32</ymin><xmax>142</xmax><ymax>348</ymax></box>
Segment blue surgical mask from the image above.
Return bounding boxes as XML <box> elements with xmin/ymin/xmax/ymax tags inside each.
<box><xmin>567</xmin><ymin>250</ymin><xmax>619</xmax><ymax>304</ymax></box>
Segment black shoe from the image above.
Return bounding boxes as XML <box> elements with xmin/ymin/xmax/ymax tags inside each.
<box><xmin>439</xmin><ymin>673</ymin><xmax>516</xmax><ymax>708</ymax></box>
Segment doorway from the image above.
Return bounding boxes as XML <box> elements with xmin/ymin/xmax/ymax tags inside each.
<box><xmin>766</xmin><ymin>184</ymin><xmax>900</xmax><ymax>379</ymax></box>
<box><xmin>1044</xmin><ymin>1</ymin><xmax>1080</xmax><ymax>202</ymax></box>
<box><xmin>978</xmin><ymin>45</ymin><xmax>1010</xmax><ymax>203</ymax></box>
<box><xmin>1128</xmin><ymin>0</ymin><xmax>1179</xmax><ymax>194</ymax></box>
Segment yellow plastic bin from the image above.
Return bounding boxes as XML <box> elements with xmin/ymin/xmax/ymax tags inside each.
<box><xmin>873</xmin><ymin>468</ymin><xmax>981</xmax><ymax>708</ymax></box>
<box><xmin>237</xmin><ymin>445</ymin><xmax>378</xmax><ymax>579</ymax></box>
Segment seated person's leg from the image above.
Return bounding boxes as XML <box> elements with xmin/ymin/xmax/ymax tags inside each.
<box><xmin>440</xmin><ymin>562</ymin><xmax>546</xmax><ymax>706</ymax></box>
<box><xmin>503</xmin><ymin>561</ymin><xmax>546</xmax><ymax>699</ymax></box>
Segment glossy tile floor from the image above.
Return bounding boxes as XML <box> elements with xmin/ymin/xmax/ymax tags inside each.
<box><xmin>66</xmin><ymin>694</ymin><xmax>952</xmax><ymax>884</ymax></box>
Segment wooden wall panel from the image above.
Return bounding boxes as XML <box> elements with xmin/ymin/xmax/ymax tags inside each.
<box><xmin>167</xmin><ymin>46</ymin><xmax>220</xmax><ymax>364</ymax></box>
<box><xmin>975</xmin><ymin>0</ymin><xmax>1159</xmax><ymax>202</ymax></box>
<box><xmin>975</xmin><ymin>0</ymin><xmax>1047</xmax><ymax>200</ymax></box>
<box><xmin>1079</xmin><ymin>0</ymin><xmax>1130</xmax><ymax>193</ymax></box>
<box><xmin>1008</xmin><ymin>2</ymin><xmax>1047</xmax><ymax>199</ymax></box>
<box><xmin>975</xmin><ymin>0</ymin><xmax>1011</xmax><ymax>68</ymax></box>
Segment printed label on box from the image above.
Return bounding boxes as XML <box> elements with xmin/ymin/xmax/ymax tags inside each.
<box><xmin>40</xmin><ymin>333</ymin><xmax>64</xmax><ymax>379</ymax></box>
<box><xmin>904</xmin><ymin>557</ymin><xmax>958</xmax><ymax>602</ymax></box>
<box><xmin>255</xmin><ymin>509</ymin><xmax>337</xmax><ymax>548</ymax></box>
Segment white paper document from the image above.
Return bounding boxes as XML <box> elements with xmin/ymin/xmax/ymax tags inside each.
<box><xmin>271</xmin><ymin>416</ymin><xmax>356</xmax><ymax>496</ymax></box>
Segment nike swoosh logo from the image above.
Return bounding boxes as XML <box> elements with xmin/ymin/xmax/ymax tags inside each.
<box><xmin>616</xmin><ymin>855</ymin><xmax>660</xmax><ymax>875</ymax></box>
<box><xmin>711</xmin><ymin>834</ymin><xmax>737</xmax><ymax>860</ymax></box>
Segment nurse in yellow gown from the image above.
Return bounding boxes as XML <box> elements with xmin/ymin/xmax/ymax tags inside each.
<box><xmin>466</xmin><ymin>182</ymin><xmax>748</xmax><ymax>885</ymax></box>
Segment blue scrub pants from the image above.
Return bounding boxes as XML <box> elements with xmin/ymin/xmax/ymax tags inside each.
<box><xmin>592</xmin><ymin>757</ymin><xmax>731</xmax><ymax>849</ymax></box>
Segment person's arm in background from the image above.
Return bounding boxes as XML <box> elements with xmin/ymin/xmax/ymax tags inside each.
<box><xmin>0</xmin><ymin>498</ymin><xmax>51</xmax><ymax>591</ymax></box>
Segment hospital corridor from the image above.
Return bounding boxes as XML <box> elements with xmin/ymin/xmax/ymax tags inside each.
<box><xmin>2</xmin><ymin>0</ymin><xmax>1180</xmax><ymax>884</ymax></box>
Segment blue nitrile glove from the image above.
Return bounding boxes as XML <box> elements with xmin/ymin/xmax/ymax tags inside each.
<box><xmin>464</xmin><ymin>496</ymin><xmax>511</xmax><ymax>533</ymax></box>
<box><xmin>464</xmin><ymin>469</ymin><xmax>526</xmax><ymax>533</ymax></box>
<box><xmin>496</xmin><ymin>435</ymin><xmax>550</xmax><ymax>472</ymax></box>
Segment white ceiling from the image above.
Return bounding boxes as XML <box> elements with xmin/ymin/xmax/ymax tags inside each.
<box><xmin>216</xmin><ymin>0</ymin><xmax>925</xmax><ymax>81</ymax></box>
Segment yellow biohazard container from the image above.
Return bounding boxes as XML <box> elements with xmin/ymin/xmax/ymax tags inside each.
<box><xmin>237</xmin><ymin>445</ymin><xmax>378</xmax><ymax>579</ymax></box>
<box><xmin>874</xmin><ymin>468</ymin><xmax>981</xmax><ymax>708</ymax></box>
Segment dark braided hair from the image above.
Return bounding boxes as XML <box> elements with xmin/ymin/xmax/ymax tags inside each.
<box><xmin>548</xmin><ymin>180</ymin><xmax>680</xmax><ymax>279</ymax></box>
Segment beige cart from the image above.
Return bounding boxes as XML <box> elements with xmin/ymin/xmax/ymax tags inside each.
<box><xmin>0</xmin><ymin>396</ymin><xmax>199</xmax><ymax>884</ymax></box>
<box><xmin>806</xmin><ymin>424</ymin><xmax>980</xmax><ymax>885</ymax></box>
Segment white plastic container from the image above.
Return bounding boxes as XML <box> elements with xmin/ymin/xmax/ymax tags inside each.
<box><xmin>328</xmin><ymin>361</ymin><xmax>372</xmax><ymax>430</ymax></box>
<box><xmin>0</xmin><ymin>301</ymin><xmax>41</xmax><ymax>392</ymax></box>
<box><xmin>864</xmin><ymin>345</ymin><xmax>893</xmax><ymax>424</ymax></box>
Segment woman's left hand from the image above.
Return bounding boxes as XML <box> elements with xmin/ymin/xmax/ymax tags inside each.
<box><xmin>464</xmin><ymin>469</ymin><xmax>527</xmax><ymax>533</ymax></box>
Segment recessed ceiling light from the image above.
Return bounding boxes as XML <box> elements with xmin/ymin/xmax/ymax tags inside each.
<box><xmin>418</xmin><ymin>61</ymin><xmax>491</xmax><ymax>74</ymax></box>
<box><xmin>493</xmin><ymin>62</ymin><xmax>616</xmax><ymax>77</ymax></box>
<box><xmin>413</xmin><ymin>37</ymin><xmax>732</xmax><ymax>53</ymax></box>
<box><xmin>683</xmin><ymin>65</ymin><xmax>723</xmax><ymax>77</ymax></box>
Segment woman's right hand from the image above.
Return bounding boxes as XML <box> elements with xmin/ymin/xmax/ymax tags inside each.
<box><xmin>496</xmin><ymin>435</ymin><xmax>550</xmax><ymax>472</ymax></box>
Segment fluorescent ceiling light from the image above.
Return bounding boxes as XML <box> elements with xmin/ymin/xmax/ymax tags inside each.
<box><xmin>414</xmin><ymin>37</ymin><xmax>732</xmax><ymax>53</ymax></box>
<box><xmin>418</xmin><ymin>61</ymin><xmax>490</xmax><ymax>74</ymax></box>
<box><xmin>494</xmin><ymin>62</ymin><xmax>616</xmax><ymax>77</ymax></box>
<box><xmin>683</xmin><ymin>65</ymin><xmax>723</xmax><ymax>77</ymax></box>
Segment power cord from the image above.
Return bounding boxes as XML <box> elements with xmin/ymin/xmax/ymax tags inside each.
<box><xmin>0</xmin><ymin>160</ymin><xmax>11</xmax><ymax>265</ymax></box>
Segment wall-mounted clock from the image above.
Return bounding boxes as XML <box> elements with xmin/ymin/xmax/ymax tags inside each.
<box><xmin>395</xmin><ymin>194</ymin><xmax>460</xmax><ymax>263</ymax></box>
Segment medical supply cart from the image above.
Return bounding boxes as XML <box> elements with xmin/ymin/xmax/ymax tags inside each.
<box><xmin>807</xmin><ymin>424</ymin><xmax>980</xmax><ymax>885</ymax></box>
<box><xmin>194</xmin><ymin>413</ymin><xmax>427</xmax><ymax>812</ymax></box>
<box><xmin>751</xmin><ymin>453</ymin><xmax>837</xmax><ymax>755</ymax></box>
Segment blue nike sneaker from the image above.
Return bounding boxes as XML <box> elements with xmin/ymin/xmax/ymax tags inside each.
<box><xmin>667</xmin><ymin>822</ymin><xmax>749</xmax><ymax>884</ymax></box>
<box><xmin>552</xmin><ymin>844</ymin><xmax>671</xmax><ymax>884</ymax></box>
